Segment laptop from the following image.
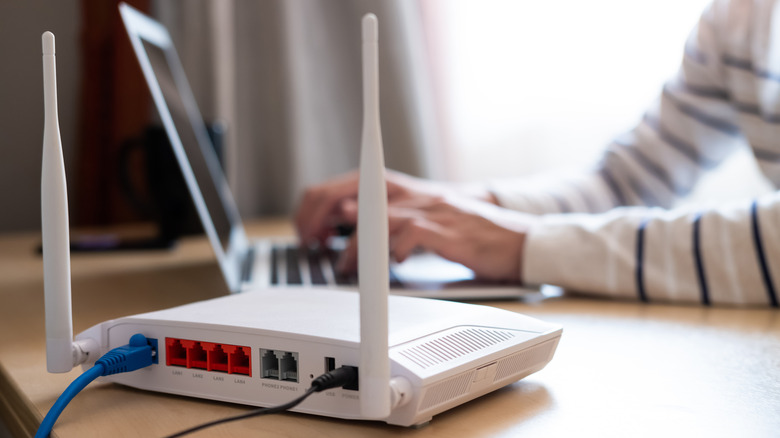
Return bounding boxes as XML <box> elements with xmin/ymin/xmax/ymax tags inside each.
<box><xmin>121</xmin><ymin>6</ymin><xmax>550</xmax><ymax>300</ymax></box>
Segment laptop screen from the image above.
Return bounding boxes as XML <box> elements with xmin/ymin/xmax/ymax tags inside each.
<box><xmin>141</xmin><ymin>40</ymin><xmax>232</xmax><ymax>251</ymax></box>
<box><xmin>120</xmin><ymin>3</ymin><xmax>249</xmax><ymax>293</ymax></box>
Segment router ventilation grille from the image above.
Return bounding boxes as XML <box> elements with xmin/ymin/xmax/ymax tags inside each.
<box><xmin>418</xmin><ymin>338</ymin><xmax>558</xmax><ymax>413</ymax></box>
<box><xmin>398</xmin><ymin>328</ymin><xmax>516</xmax><ymax>369</ymax></box>
<box><xmin>419</xmin><ymin>371</ymin><xmax>474</xmax><ymax>411</ymax></box>
<box><xmin>493</xmin><ymin>338</ymin><xmax>556</xmax><ymax>382</ymax></box>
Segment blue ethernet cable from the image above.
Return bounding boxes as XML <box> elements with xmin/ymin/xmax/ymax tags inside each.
<box><xmin>35</xmin><ymin>334</ymin><xmax>156</xmax><ymax>438</ymax></box>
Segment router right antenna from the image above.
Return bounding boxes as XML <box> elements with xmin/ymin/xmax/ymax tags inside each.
<box><xmin>357</xmin><ymin>13</ymin><xmax>392</xmax><ymax>419</ymax></box>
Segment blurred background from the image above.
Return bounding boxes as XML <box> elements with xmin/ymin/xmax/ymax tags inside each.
<box><xmin>0</xmin><ymin>0</ymin><xmax>769</xmax><ymax>235</ymax></box>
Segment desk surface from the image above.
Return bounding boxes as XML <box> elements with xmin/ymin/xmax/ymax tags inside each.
<box><xmin>1</xmin><ymin>220</ymin><xmax>778</xmax><ymax>438</ymax></box>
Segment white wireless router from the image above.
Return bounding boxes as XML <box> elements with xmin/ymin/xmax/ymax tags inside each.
<box><xmin>41</xmin><ymin>17</ymin><xmax>562</xmax><ymax>428</ymax></box>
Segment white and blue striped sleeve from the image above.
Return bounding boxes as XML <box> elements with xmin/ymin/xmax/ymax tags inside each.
<box><xmin>496</xmin><ymin>0</ymin><xmax>780</xmax><ymax>306</ymax></box>
<box><xmin>522</xmin><ymin>194</ymin><xmax>780</xmax><ymax>306</ymax></box>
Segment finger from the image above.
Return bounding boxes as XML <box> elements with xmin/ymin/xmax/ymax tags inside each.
<box><xmin>387</xmin><ymin>195</ymin><xmax>440</xmax><ymax>211</ymax></box>
<box><xmin>338</xmin><ymin>191</ymin><xmax>421</xmax><ymax>224</ymax></box>
<box><xmin>300</xmin><ymin>175</ymin><xmax>358</xmax><ymax>240</ymax></box>
<box><xmin>295</xmin><ymin>189</ymin><xmax>330</xmax><ymax>242</ymax></box>
<box><xmin>295</xmin><ymin>172</ymin><xmax>359</xmax><ymax>243</ymax></box>
<box><xmin>388</xmin><ymin>194</ymin><xmax>465</xmax><ymax>218</ymax></box>
<box><xmin>337</xmin><ymin>205</ymin><xmax>414</xmax><ymax>270</ymax></box>
<box><xmin>336</xmin><ymin>235</ymin><xmax>358</xmax><ymax>274</ymax></box>
<box><xmin>388</xmin><ymin>214</ymin><xmax>447</xmax><ymax>263</ymax></box>
<box><xmin>385</xmin><ymin>201</ymin><xmax>458</xmax><ymax>234</ymax></box>
<box><xmin>384</xmin><ymin>169</ymin><xmax>414</xmax><ymax>199</ymax></box>
<box><xmin>337</xmin><ymin>199</ymin><xmax>359</xmax><ymax>223</ymax></box>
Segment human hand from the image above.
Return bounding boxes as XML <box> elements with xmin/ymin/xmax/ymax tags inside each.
<box><xmin>295</xmin><ymin>169</ymin><xmax>497</xmax><ymax>245</ymax></box>
<box><xmin>336</xmin><ymin>196</ymin><xmax>534</xmax><ymax>283</ymax></box>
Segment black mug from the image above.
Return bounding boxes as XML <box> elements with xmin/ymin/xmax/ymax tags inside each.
<box><xmin>119</xmin><ymin>122</ymin><xmax>226</xmax><ymax>243</ymax></box>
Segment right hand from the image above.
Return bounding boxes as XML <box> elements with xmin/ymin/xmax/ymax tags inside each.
<box><xmin>334</xmin><ymin>195</ymin><xmax>534</xmax><ymax>282</ymax></box>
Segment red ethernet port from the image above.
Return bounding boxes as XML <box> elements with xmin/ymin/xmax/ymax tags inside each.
<box><xmin>201</xmin><ymin>342</ymin><xmax>229</xmax><ymax>373</ymax></box>
<box><xmin>180</xmin><ymin>340</ymin><xmax>207</xmax><ymax>370</ymax></box>
<box><xmin>166</xmin><ymin>338</ymin><xmax>187</xmax><ymax>367</ymax></box>
<box><xmin>224</xmin><ymin>345</ymin><xmax>252</xmax><ymax>376</ymax></box>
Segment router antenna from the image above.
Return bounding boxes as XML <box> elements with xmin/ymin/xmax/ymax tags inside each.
<box><xmin>357</xmin><ymin>13</ymin><xmax>391</xmax><ymax>419</ymax></box>
<box><xmin>41</xmin><ymin>31</ymin><xmax>95</xmax><ymax>373</ymax></box>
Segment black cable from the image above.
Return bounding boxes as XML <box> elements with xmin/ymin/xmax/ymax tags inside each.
<box><xmin>164</xmin><ymin>366</ymin><xmax>358</xmax><ymax>438</ymax></box>
<box><xmin>164</xmin><ymin>386</ymin><xmax>316</xmax><ymax>438</ymax></box>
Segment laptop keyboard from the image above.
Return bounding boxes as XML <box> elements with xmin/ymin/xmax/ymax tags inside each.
<box><xmin>285</xmin><ymin>246</ymin><xmax>303</xmax><ymax>284</ymax></box>
<box><xmin>268</xmin><ymin>243</ymin><xmax>399</xmax><ymax>287</ymax></box>
<box><xmin>268</xmin><ymin>244</ymin><xmax>352</xmax><ymax>286</ymax></box>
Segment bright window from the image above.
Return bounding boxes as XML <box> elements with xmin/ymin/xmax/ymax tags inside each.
<box><xmin>434</xmin><ymin>0</ymin><xmax>713</xmax><ymax>182</ymax></box>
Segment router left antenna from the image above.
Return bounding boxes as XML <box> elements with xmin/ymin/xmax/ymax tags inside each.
<box><xmin>41</xmin><ymin>31</ymin><xmax>97</xmax><ymax>373</ymax></box>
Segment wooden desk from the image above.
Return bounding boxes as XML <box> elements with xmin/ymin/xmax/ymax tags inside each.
<box><xmin>1</xmin><ymin>220</ymin><xmax>778</xmax><ymax>437</ymax></box>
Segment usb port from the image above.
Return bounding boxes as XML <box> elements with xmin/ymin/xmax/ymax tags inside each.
<box><xmin>325</xmin><ymin>357</ymin><xmax>336</xmax><ymax>373</ymax></box>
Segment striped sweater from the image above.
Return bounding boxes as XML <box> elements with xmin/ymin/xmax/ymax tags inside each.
<box><xmin>491</xmin><ymin>0</ymin><xmax>780</xmax><ymax>306</ymax></box>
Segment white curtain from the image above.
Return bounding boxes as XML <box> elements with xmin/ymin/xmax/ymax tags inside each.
<box><xmin>153</xmin><ymin>0</ymin><xmax>443</xmax><ymax>218</ymax></box>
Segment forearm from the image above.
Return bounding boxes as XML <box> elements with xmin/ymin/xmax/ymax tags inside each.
<box><xmin>522</xmin><ymin>191</ymin><xmax>780</xmax><ymax>307</ymax></box>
